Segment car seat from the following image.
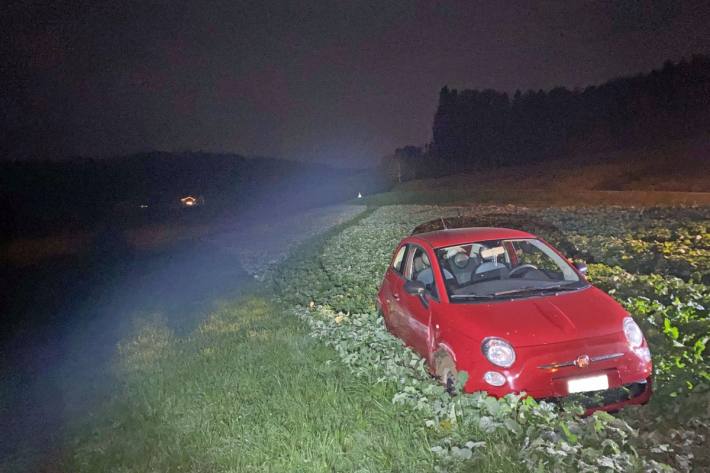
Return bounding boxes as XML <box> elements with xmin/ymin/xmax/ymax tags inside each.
<box><xmin>415</xmin><ymin>254</ymin><xmax>455</xmax><ymax>288</ymax></box>
<box><xmin>448</xmin><ymin>254</ymin><xmax>480</xmax><ymax>284</ymax></box>
<box><xmin>413</xmin><ymin>256</ymin><xmax>431</xmax><ymax>283</ymax></box>
<box><xmin>475</xmin><ymin>247</ymin><xmax>504</xmax><ymax>274</ymax></box>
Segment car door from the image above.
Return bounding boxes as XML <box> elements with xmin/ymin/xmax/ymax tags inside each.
<box><xmin>381</xmin><ymin>244</ymin><xmax>409</xmax><ymax>338</ymax></box>
<box><xmin>399</xmin><ymin>244</ymin><xmax>437</xmax><ymax>358</ymax></box>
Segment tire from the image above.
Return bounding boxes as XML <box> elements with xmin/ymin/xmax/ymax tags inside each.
<box><xmin>434</xmin><ymin>350</ymin><xmax>458</xmax><ymax>394</ymax></box>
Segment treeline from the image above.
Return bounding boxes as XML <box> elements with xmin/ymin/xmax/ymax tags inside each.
<box><xmin>385</xmin><ymin>55</ymin><xmax>710</xmax><ymax>180</ymax></box>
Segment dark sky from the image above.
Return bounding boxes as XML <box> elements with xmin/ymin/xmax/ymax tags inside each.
<box><xmin>2</xmin><ymin>1</ymin><xmax>710</xmax><ymax>167</ymax></box>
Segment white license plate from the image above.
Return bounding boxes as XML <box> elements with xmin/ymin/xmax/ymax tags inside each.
<box><xmin>567</xmin><ymin>374</ymin><xmax>609</xmax><ymax>393</ymax></box>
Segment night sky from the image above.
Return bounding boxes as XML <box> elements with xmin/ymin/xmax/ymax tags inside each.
<box><xmin>2</xmin><ymin>1</ymin><xmax>710</xmax><ymax>167</ymax></box>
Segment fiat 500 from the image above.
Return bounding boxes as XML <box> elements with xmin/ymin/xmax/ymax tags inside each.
<box><xmin>377</xmin><ymin>227</ymin><xmax>652</xmax><ymax>410</ymax></box>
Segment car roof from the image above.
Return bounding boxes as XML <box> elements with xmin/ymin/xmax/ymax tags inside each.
<box><xmin>408</xmin><ymin>227</ymin><xmax>536</xmax><ymax>249</ymax></box>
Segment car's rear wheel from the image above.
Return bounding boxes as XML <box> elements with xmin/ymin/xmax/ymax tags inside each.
<box><xmin>434</xmin><ymin>350</ymin><xmax>458</xmax><ymax>394</ymax></box>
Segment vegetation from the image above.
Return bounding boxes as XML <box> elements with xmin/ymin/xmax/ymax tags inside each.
<box><xmin>364</xmin><ymin>168</ymin><xmax>710</xmax><ymax>208</ymax></box>
<box><xmin>384</xmin><ymin>55</ymin><xmax>710</xmax><ymax>179</ymax></box>
<box><xmin>59</xmin><ymin>299</ymin><xmax>438</xmax><ymax>473</ymax></box>
<box><xmin>53</xmin><ymin>202</ymin><xmax>709</xmax><ymax>472</ymax></box>
<box><xmin>274</xmin><ymin>204</ymin><xmax>710</xmax><ymax>471</ymax></box>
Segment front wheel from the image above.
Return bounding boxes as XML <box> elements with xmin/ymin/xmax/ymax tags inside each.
<box><xmin>434</xmin><ymin>351</ymin><xmax>458</xmax><ymax>394</ymax></box>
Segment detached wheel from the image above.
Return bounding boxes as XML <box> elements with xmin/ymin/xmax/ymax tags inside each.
<box><xmin>434</xmin><ymin>351</ymin><xmax>458</xmax><ymax>394</ymax></box>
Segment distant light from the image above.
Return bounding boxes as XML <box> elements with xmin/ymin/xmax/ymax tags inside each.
<box><xmin>180</xmin><ymin>196</ymin><xmax>198</xmax><ymax>207</ymax></box>
<box><xmin>139</xmin><ymin>204</ymin><xmax>149</xmax><ymax>209</ymax></box>
<box><xmin>357</xmin><ymin>192</ymin><xmax>363</xmax><ymax>199</ymax></box>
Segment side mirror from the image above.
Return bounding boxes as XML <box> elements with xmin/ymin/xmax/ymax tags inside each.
<box><xmin>574</xmin><ymin>261</ymin><xmax>588</xmax><ymax>275</ymax></box>
<box><xmin>404</xmin><ymin>280</ymin><xmax>427</xmax><ymax>296</ymax></box>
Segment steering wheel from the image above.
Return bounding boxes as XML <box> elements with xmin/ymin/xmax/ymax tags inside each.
<box><xmin>508</xmin><ymin>264</ymin><xmax>538</xmax><ymax>278</ymax></box>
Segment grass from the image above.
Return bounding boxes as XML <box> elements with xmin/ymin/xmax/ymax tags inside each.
<box><xmin>60</xmin><ymin>297</ymin><xmax>443</xmax><ymax>472</ymax></box>
<box><xmin>364</xmin><ymin>140</ymin><xmax>710</xmax><ymax>208</ymax></box>
<box><xmin>361</xmin><ymin>186</ymin><xmax>710</xmax><ymax>208</ymax></box>
<box><xmin>23</xmin><ymin>194</ymin><xmax>708</xmax><ymax>472</ymax></box>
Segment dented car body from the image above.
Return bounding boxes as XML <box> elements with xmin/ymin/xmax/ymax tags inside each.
<box><xmin>377</xmin><ymin>227</ymin><xmax>653</xmax><ymax>411</ymax></box>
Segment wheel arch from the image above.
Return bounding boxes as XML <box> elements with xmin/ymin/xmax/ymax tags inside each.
<box><xmin>433</xmin><ymin>341</ymin><xmax>457</xmax><ymax>365</ymax></box>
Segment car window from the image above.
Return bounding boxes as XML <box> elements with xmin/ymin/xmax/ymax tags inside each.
<box><xmin>391</xmin><ymin>245</ymin><xmax>407</xmax><ymax>273</ymax></box>
<box><xmin>406</xmin><ymin>245</ymin><xmax>438</xmax><ymax>299</ymax></box>
<box><xmin>436</xmin><ymin>238</ymin><xmax>585</xmax><ymax>303</ymax></box>
<box><xmin>511</xmin><ymin>240</ymin><xmax>561</xmax><ymax>273</ymax></box>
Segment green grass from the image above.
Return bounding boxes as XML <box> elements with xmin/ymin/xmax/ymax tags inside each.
<box><xmin>47</xmin><ymin>200</ymin><xmax>709</xmax><ymax>472</ymax></box>
<box><xmin>362</xmin><ymin>187</ymin><xmax>710</xmax><ymax>208</ymax></box>
<box><xmin>56</xmin><ymin>205</ymin><xmax>530</xmax><ymax>473</ymax></box>
<box><xmin>62</xmin><ymin>298</ymin><xmax>442</xmax><ymax>472</ymax></box>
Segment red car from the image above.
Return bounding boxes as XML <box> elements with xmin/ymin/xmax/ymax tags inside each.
<box><xmin>377</xmin><ymin>227</ymin><xmax>653</xmax><ymax>411</ymax></box>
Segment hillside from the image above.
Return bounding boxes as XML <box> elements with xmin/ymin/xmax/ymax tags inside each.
<box><xmin>385</xmin><ymin>56</ymin><xmax>710</xmax><ymax>182</ymax></box>
<box><xmin>377</xmin><ymin>137</ymin><xmax>710</xmax><ymax>207</ymax></box>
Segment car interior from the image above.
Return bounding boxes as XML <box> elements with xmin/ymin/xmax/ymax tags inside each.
<box><xmin>435</xmin><ymin>239</ymin><xmax>579</xmax><ymax>298</ymax></box>
<box><xmin>397</xmin><ymin>238</ymin><xmax>582</xmax><ymax>301</ymax></box>
<box><xmin>410</xmin><ymin>249</ymin><xmax>438</xmax><ymax>294</ymax></box>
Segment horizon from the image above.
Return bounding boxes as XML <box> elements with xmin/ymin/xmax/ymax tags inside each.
<box><xmin>3</xmin><ymin>53</ymin><xmax>707</xmax><ymax>169</ymax></box>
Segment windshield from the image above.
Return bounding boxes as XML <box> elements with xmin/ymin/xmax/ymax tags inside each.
<box><xmin>436</xmin><ymin>238</ymin><xmax>587</xmax><ymax>302</ymax></box>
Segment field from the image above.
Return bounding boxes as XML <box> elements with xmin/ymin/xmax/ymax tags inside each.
<box><xmin>31</xmin><ymin>201</ymin><xmax>710</xmax><ymax>472</ymax></box>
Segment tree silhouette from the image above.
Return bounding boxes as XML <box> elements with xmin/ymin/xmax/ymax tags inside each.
<box><xmin>424</xmin><ymin>55</ymin><xmax>710</xmax><ymax>175</ymax></box>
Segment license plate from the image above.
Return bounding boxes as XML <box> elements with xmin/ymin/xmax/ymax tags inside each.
<box><xmin>567</xmin><ymin>374</ymin><xmax>609</xmax><ymax>393</ymax></box>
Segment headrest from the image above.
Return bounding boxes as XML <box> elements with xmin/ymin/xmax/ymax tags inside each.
<box><xmin>413</xmin><ymin>256</ymin><xmax>426</xmax><ymax>272</ymax></box>
<box><xmin>480</xmin><ymin>246</ymin><xmax>505</xmax><ymax>260</ymax></box>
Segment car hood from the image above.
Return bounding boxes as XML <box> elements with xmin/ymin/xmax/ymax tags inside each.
<box><xmin>444</xmin><ymin>286</ymin><xmax>627</xmax><ymax>347</ymax></box>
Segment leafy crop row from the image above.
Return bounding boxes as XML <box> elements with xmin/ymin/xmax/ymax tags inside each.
<box><xmin>274</xmin><ymin>204</ymin><xmax>710</xmax><ymax>471</ymax></box>
<box><xmin>296</xmin><ymin>306</ymin><xmax>660</xmax><ymax>472</ymax></box>
<box><xmin>587</xmin><ymin>265</ymin><xmax>709</xmax><ymax>394</ymax></box>
<box><xmin>538</xmin><ymin>207</ymin><xmax>710</xmax><ymax>282</ymax></box>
